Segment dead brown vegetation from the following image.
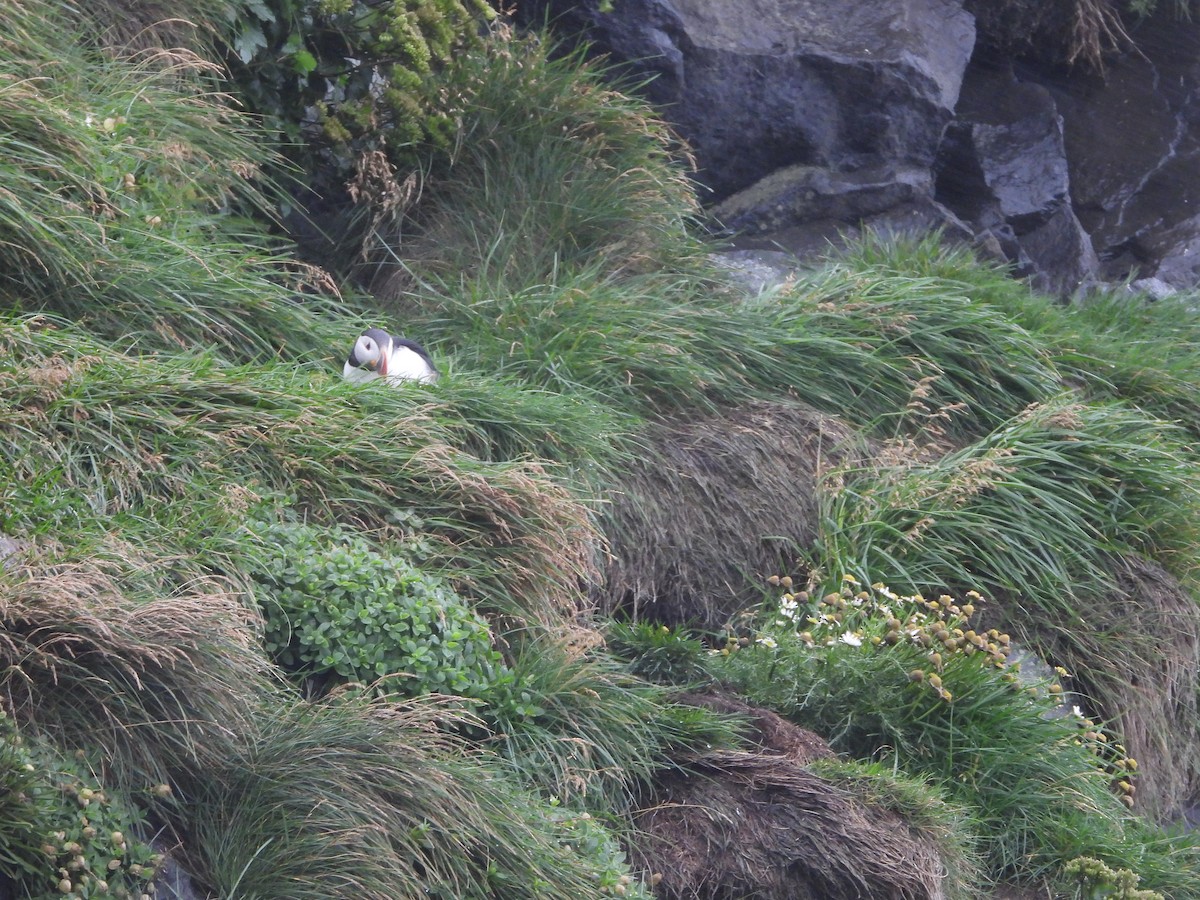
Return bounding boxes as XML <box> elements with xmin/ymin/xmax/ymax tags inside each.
<box><xmin>1003</xmin><ymin>555</ymin><xmax>1200</xmax><ymax>823</ymax></box>
<box><xmin>0</xmin><ymin>543</ymin><xmax>271</xmax><ymax>786</ymax></box>
<box><xmin>632</xmin><ymin>749</ymin><xmax>952</xmax><ymax>900</ymax></box>
<box><xmin>599</xmin><ymin>401</ymin><xmax>864</xmax><ymax>629</ymax></box>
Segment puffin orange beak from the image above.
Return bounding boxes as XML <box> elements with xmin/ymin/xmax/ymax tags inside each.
<box><xmin>378</xmin><ymin>353</ymin><xmax>388</xmax><ymax>377</ymax></box>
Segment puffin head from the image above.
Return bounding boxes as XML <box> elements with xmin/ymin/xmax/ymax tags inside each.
<box><xmin>346</xmin><ymin>328</ymin><xmax>392</xmax><ymax>374</ymax></box>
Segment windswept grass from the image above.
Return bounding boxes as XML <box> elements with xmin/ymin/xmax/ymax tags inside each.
<box><xmin>0</xmin><ymin>318</ymin><xmax>599</xmax><ymax>625</ymax></box>
<box><xmin>189</xmin><ymin>696</ymin><xmax>647</xmax><ymax>900</ymax></box>
<box><xmin>0</xmin><ymin>543</ymin><xmax>272</xmax><ymax>796</ymax></box>
<box><xmin>482</xmin><ymin>639</ymin><xmax>741</xmax><ymax>812</ymax></box>
<box><xmin>367</xmin><ymin>27</ymin><xmax>707</xmax><ymax>295</ymax></box>
<box><xmin>819</xmin><ymin>397</ymin><xmax>1200</xmax><ymax>604</ymax></box>
<box><xmin>839</xmin><ymin>232</ymin><xmax>1200</xmax><ymax>437</ymax></box>
<box><xmin>0</xmin><ymin>0</ymin><xmax>342</xmax><ymax>361</ymax></box>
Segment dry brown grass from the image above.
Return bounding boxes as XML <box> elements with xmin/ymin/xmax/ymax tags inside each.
<box><xmin>0</xmin><ymin>542</ymin><xmax>272</xmax><ymax>787</ymax></box>
<box><xmin>632</xmin><ymin>750</ymin><xmax>953</xmax><ymax>900</ymax></box>
<box><xmin>1000</xmin><ymin>554</ymin><xmax>1200</xmax><ymax>823</ymax></box>
<box><xmin>599</xmin><ymin>401</ymin><xmax>865</xmax><ymax>629</ymax></box>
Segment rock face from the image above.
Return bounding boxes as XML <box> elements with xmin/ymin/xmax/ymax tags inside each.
<box><xmin>520</xmin><ymin>0</ymin><xmax>1200</xmax><ymax>296</ymax></box>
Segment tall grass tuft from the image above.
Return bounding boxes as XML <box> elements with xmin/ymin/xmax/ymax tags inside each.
<box><xmin>188</xmin><ymin>695</ymin><xmax>644</xmax><ymax>900</ymax></box>
<box><xmin>0</xmin><ymin>0</ymin><xmax>341</xmax><ymax>361</ymax></box>
<box><xmin>483</xmin><ymin>639</ymin><xmax>741</xmax><ymax>812</ymax></box>
<box><xmin>838</xmin><ymin>231</ymin><xmax>1200</xmax><ymax>438</ymax></box>
<box><xmin>819</xmin><ymin>397</ymin><xmax>1200</xmax><ymax>612</ymax></box>
<box><xmin>368</xmin><ymin>26</ymin><xmax>707</xmax><ymax>297</ymax></box>
<box><xmin>779</xmin><ymin>257</ymin><xmax>1063</xmax><ymax>441</ymax></box>
<box><xmin>0</xmin><ymin>543</ymin><xmax>272</xmax><ymax>796</ymax></box>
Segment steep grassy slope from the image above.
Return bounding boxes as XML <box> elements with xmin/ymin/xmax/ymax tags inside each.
<box><xmin>5</xmin><ymin>2</ymin><xmax>1200</xmax><ymax>899</ymax></box>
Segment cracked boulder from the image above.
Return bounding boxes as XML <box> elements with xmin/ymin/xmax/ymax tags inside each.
<box><xmin>517</xmin><ymin>0</ymin><xmax>977</xmax><ymax>202</ymax></box>
<box><xmin>935</xmin><ymin>68</ymin><xmax>1099</xmax><ymax>296</ymax></box>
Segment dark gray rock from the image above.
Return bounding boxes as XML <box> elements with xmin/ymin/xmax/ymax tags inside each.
<box><xmin>935</xmin><ymin>66</ymin><xmax>1099</xmax><ymax>296</ymax></box>
<box><xmin>524</xmin><ymin>0</ymin><xmax>1200</xmax><ymax>294</ymax></box>
<box><xmin>711</xmin><ymin>162</ymin><xmax>972</xmax><ymax>259</ymax></box>
<box><xmin>520</xmin><ymin>0</ymin><xmax>976</xmax><ymax>201</ymax></box>
<box><xmin>1039</xmin><ymin>14</ymin><xmax>1200</xmax><ymax>281</ymax></box>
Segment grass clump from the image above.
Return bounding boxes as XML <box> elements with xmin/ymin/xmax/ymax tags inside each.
<box><xmin>839</xmin><ymin>232</ymin><xmax>1200</xmax><ymax>439</ymax></box>
<box><xmin>0</xmin><ymin>0</ymin><xmax>342</xmax><ymax>361</ymax></box>
<box><xmin>483</xmin><ymin>639</ymin><xmax>740</xmax><ymax>812</ymax></box>
<box><xmin>368</xmin><ymin>26</ymin><xmax>706</xmax><ymax>293</ymax></box>
<box><xmin>0</xmin><ymin>545</ymin><xmax>272</xmax><ymax>794</ymax></box>
<box><xmin>187</xmin><ymin>695</ymin><xmax>652</xmax><ymax>900</ymax></box>
<box><xmin>716</xmin><ymin>578</ymin><xmax>1200</xmax><ymax>892</ymax></box>
<box><xmin>0</xmin><ymin>317</ymin><xmax>599</xmax><ymax>626</ymax></box>
<box><xmin>819</xmin><ymin>397</ymin><xmax>1200</xmax><ymax>613</ymax></box>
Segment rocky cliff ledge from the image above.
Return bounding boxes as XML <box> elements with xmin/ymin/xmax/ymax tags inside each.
<box><xmin>520</xmin><ymin>0</ymin><xmax>1200</xmax><ymax>297</ymax></box>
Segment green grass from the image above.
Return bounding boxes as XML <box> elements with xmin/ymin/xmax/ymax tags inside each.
<box><xmin>6</xmin><ymin>1</ymin><xmax>1200</xmax><ymax>896</ymax></box>
<box><xmin>365</xmin><ymin>29</ymin><xmax>708</xmax><ymax>291</ymax></box>
<box><xmin>481</xmin><ymin>638</ymin><xmax>741</xmax><ymax>813</ymax></box>
<box><xmin>187</xmin><ymin>695</ymin><xmax>649</xmax><ymax>900</ymax></box>
<box><xmin>818</xmin><ymin>397</ymin><xmax>1200</xmax><ymax>606</ymax></box>
<box><xmin>714</xmin><ymin>580</ymin><xmax>1200</xmax><ymax>892</ymax></box>
<box><xmin>0</xmin><ymin>318</ymin><xmax>599</xmax><ymax>626</ymax></box>
<box><xmin>0</xmin><ymin>0</ymin><xmax>343</xmax><ymax>361</ymax></box>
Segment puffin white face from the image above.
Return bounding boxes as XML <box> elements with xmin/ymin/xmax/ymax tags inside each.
<box><xmin>354</xmin><ymin>333</ymin><xmax>384</xmax><ymax>371</ymax></box>
<box><xmin>343</xmin><ymin>328</ymin><xmax>394</xmax><ymax>384</ymax></box>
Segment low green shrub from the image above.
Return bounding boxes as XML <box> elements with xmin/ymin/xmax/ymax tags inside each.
<box><xmin>0</xmin><ymin>714</ymin><xmax>161</xmax><ymax>900</ymax></box>
<box><xmin>246</xmin><ymin>519</ymin><xmax>506</xmax><ymax>699</ymax></box>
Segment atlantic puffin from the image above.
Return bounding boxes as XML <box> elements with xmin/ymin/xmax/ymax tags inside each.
<box><xmin>343</xmin><ymin>328</ymin><xmax>439</xmax><ymax>385</ymax></box>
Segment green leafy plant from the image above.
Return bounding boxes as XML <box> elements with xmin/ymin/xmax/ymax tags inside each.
<box><xmin>246</xmin><ymin>519</ymin><xmax>506</xmax><ymax>699</ymax></box>
<box><xmin>0</xmin><ymin>714</ymin><xmax>161</xmax><ymax>900</ymax></box>
<box><xmin>228</xmin><ymin>0</ymin><xmax>494</xmax><ymax>152</ymax></box>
